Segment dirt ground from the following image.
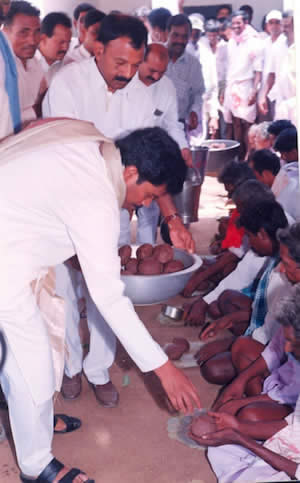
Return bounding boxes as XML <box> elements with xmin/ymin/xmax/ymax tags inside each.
<box><xmin>0</xmin><ymin>176</ymin><xmax>229</xmax><ymax>482</ymax></box>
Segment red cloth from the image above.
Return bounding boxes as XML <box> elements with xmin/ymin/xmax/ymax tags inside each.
<box><xmin>221</xmin><ymin>208</ymin><xmax>245</xmax><ymax>249</ymax></box>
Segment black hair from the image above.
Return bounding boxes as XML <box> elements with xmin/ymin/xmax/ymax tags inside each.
<box><xmin>84</xmin><ymin>9</ymin><xmax>106</xmax><ymax>29</ymax></box>
<box><xmin>218</xmin><ymin>160</ymin><xmax>255</xmax><ymax>189</ymax></box>
<box><xmin>283</xmin><ymin>10</ymin><xmax>294</xmax><ymax>20</ymax></box>
<box><xmin>73</xmin><ymin>3</ymin><xmax>94</xmax><ymax>21</ymax></box>
<box><xmin>268</xmin><ymin>120</ymin><xmax>295</xmax><ymax>137</ymax></box>
<box><xmin>240</xmin><ymin>4</ymin><xmax>253</xmax><ymax>22</ymax></box>
<box><xmin>148</xmin><ymin>7</ymin><xmax>171</xmax><ymax>31</ymax></box>
<box><xmin>5</xmin><ymin>1</ymin><xmax>39</xmax><ymax>26</ymax></box>
<box><xmin>116</xmin><ymin>127</ymin><xmax>187</xmax><ymax>195</ymax></box>
<box><xmin>232</xmin><ymin>179</ymin><xmax>275</xmax><ymax>208</ymax></box>
<box><xmin>261</xmin><ymin>14</ymin><xmax>267</xmax><ymax>32</ymax></box>
<box><xmin>274</xmin><ymin>127</ymin><xmax>298</xmax><ymax>153</ymax></box>
<box><xmin>238</xmin><ymin>200</ymin><xmax>288</xmax><ymax>239</ymax></box>
<box><xmin>216</xmin><ymin>4</ymin><xmax>232</xmax><ymax>16</ymax></box>
<box><xmin>231</xmin><ymin>9</ymin><xmax>248</xmax><ymax>23</ymax></box>
<box><xmin>251</xmin><ymin>149</ymin><xmax>281</xmax><ymax>176</ymax></box>
<box><xmin>97</xmin><ymin>14</ymin><xmax>148</xmax><ymax>49</ymax></box>
<box><xmin>219</xmin><ymin>18</ymin><xmax>231</xmax><ymax>31</ymax></box>
<box><xmin>205</xmin><ymin>19</ymin><xmax>221</xmax><ymax>32</ymax></box>
<box><xmin>167</xmin><ymin>14</ymin><xmax>192</xmax><ymax>33</ymax></box>
<box><xmin>41</xmin><ymin>12</ymin><xmax>71</xmax><ymax>37</ymax></box>
<box><xmin>277</xmin><ymin>223</ymin><xmax>300</xmax><ymax>266</ymax></box>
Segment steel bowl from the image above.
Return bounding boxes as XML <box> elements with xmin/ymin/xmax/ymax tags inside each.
<box><xmin>121</xmin><ymin>246</ymin><xmax>202</xmax><ymax>306</ymax></box>
<box><xmin>201</xmin><ymin>139</ymin><xmax>240</xmax><ymax>175</ymax></box>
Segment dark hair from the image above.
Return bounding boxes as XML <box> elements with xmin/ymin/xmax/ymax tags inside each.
<box><xmin>240</xmin><ymin>4</ymin><xmax>253</xmax><ymax>22</ymax></box>
<box><xmin>276</xmin><ymin>284</ymin><xmax>300</xmax><ymax>338</ymax></box>
<box><xmin>261</xmin><ymin>14</ymin><xmax>267</xmax><ymax>31</ymax></box>
<box><xmin>84</xmin><ymin>9</ymin><xmax>106</xmax><ymax>29</ymax></box>
<box><xmin>41</xmin><ymin>12</ymin><xmax>71</xmax><ymax>37</ymax></box>
<box><xmin>268</xmin><ymin>119</ymin><xmax>295</xmax><ymax>137</ymax></box>
<box><xmin>167</xmin><ymin>14</ymin><xmax>192</xmax><ymax>33</ymax></box>
<box><xmin>97</xmin><ymin>14</ymin><xmax>148</xmax><ymax>49</ymax></box>
<box><xmin>216</xmin><ymin>4</ymin><xmax>232</xmax><ymax>16</ymax></box>
<box><xmin>205</xmin><ymin>19</ymin><xmax>221</xmax><ymax>32</ymax></box>
<box><xmin>148</xmin><ymin>7</ymin><xmax>171</xmax><ymax>31</ymax></box>
<box><xmin>277</xmin><ymin>223</ymin><xmax>300</xmax><ymax>265</ymax></box>
<box><xmin>219</xmin><ymin>18</ymin><xmax>231</xmax><ymax>31</ymax></box>
<box><xmin>232</xmin><ymin>179</ymin><xmax>275</xmax><ymax>207</ymax></box>
<box><xmin>5</xmin><ymin>1</ymin><xmax>39</xmax><ymax>26</ymax></box>
<box><xmin>283</xmin><ymin>10</ymin><xmax>294</xmax><ymax>20</ymax></box>
<box><xmin>218</xmin><ymin>160</ymin><xmax>255</xmax><ymax>189</ymax></box>
<box><xmin>116</xmin><ymin>127</ymin><xmax>187</xmax><ymax>195</ymax></box>
<box><xmin>231</xmin><ymin>9</ymin><xmax>248</xmax><ymax>23</ymax></box>
<box><xmin>73</xmin><ymin>3</ymin><xmax>94</xmax><ymax>21</ymax></box>
<box><xmin>238</xmin><ymin>200</ymin><xmax>288</xmax><ymax>239</ymax></box>
<box><xmin>274</xmin><ymin>127</ymin><xmax>298</xmax><ymax>153</ymax></box>
<box><xmin>251</xmin><ymin>149</ymin><xmax>281</xmax><ymax>176</ymax></box>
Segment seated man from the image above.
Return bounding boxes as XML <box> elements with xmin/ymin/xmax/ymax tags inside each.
<box><xmin>198</xmin><ymin>221</ymin><xmax>300</xmax><ymax>388</ymax></box>
<box><xmin>191</xmin><ymin>284</ymin><xmax>300</xmax><ymax>483</ymax></box>
<box><xmin>183</xmin><ymin>162</ymin><xmax>255</xmax><ymax>297</ymax></box>
<box><xmin>249</xmin><ymin>148</ymin><xmax>281</xmax><ymax>189</ymax></box>
<box><xmin>267</xmin><ymin>118</ymin><xmax>295</xmax><ymax>147</ymax></box>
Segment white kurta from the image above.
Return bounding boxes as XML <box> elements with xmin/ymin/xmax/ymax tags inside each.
<box><xmin>272</xmin><ymin>162</ymin><xmax>300</xmax><ymax>222</ymax></box>
<box><xmin>0</xmin><ymin>138</ymin><xmax>167</xmax><ymax>405</ymax></box>
<box><xmin>35</xmin><ymin>49</ymin><xmax>63</xmax><ymax>85</ymax></box>
<box><xmin>64</xmin><ymin>43</ymin><xmax>91</xmax><ymax>64</ymax></box>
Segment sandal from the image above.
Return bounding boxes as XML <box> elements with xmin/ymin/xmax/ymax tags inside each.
<box><xmin>20</xmin><ymin>457</ymin><xmax>95</xmax><ymax>482</ymax></box>
<box><xmin>54</xmin><ymin>414</ymin><xmax>81</xmax><ymax>434</ymax></box>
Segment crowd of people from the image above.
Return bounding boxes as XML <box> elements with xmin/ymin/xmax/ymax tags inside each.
<box><xmin>0</xmin><ymin>0</ymin><xmax>299</xmax><ymax>482</ymax></box>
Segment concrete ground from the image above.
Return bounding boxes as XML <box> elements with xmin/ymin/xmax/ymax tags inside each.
<box><xmin>0</xmin><ymin>176</ymin><xmax>229</xmax><ymax>483</ymax></box>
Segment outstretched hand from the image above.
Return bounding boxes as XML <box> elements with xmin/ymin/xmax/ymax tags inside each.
<box><xmin>189</xmin><ymin>427</ymin><xmax>242</xmax><ymax>447</ymax></box>
<box><xmin>183</xmin><ymin>297</ymin><xmax>208</xmax><ymax>326</ymax></box>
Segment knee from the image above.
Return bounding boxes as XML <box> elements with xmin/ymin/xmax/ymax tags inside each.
<box><xmin>231</xmin><ymin>336</ymin><xmax>252</xmax><ymax>367</ymax></box>
<box><xmin>218</xmin><ymin>290</ymin><xmax>240</xmax><ymax>313</ymax></box>
<box><xmin>200</xmin><ymin>352</ymin><xmax>236</xmax><ymax>385</ymax></box>
<box><xmin>237</xmin><ymin>405</ymin><xmax>261</xmax><ymax>422</ymax></box>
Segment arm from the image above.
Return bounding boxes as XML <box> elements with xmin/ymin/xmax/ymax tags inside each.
<box><xmin>259</xmin><ymin>72</ymin><xmax>275</xmax><ymax>114</ymax></box>
<box><xmin>189</xmin><ymin>58</ymin><xmax>205</xmax><ymax>126</ymax></box>
<box><xmin>200</xmin><ymin>310</ymin><xmax>250</xmax><ymax>340</ymax></box>
<box><xmin>157</xmin><ymin>194</ymin><xmax>195</xmax><ymax>253</ymax></box>
<box><xmin>248</xmin><ymin>71</ymin><xmax>262</xmax><ymax>106</ymax></box>
<box><xmin>42</xmin><ymin>69</ymin><xmax>79</xmax><ymax>118</ymax></box>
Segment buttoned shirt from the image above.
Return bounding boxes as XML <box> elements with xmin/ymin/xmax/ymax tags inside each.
<box><xmin>35</xmin><ymin>49</ymin><xmax>63</xmax><ymax>85</ymax></box>
<box><xmin>226</xmin><ymin>34</ymin><xmax>263</xmax><ymax>85</ymax></box>
<box><xmin>165</xmin><ymin>50</ymin><xmax>205</xmax><ymax>121</ymax></box>
<box><xmin>64</xmin><ymin>43</ymin><xmax>91</xmax><ymax>64</ymax></box>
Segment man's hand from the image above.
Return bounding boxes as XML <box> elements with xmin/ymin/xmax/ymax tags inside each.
<box><xmin>248</xmin><ymin>89</ymin><xmax>257</xmax><ymax>106</ymax></box>
<box><xmin>182</xmin><ymin>267</ymin><xmax>208</xmax><ymax>297</ymax></box>
<box><xmin>183</xmin><ymin>297</ymin><xmax>208</xmax><ymax>326</ymax></box>
<box><xmin>200</xmin><ymin>314</ymin><xmax>234</xmax><ymax>340</ymax></box>
<box><xmin>213</xmin><ymin>377</ymin><xmax>246</xmax><ymax>411</ymax></box>
<box><xmin>208</xmin><ymin>411</ymin><xmax>239</xmax><ymax>430</ymax></box>
<box><xmin>208</xmin><ymin>117</ymin><xmax>218</xmax><ymax>137</ymax></box>
<box><xmin>216</xmin><ymin>399</ymin><xmax>246</xmax><ymax>416</ymax></box>
<box><xmin>190</xmin><ymin>427</ymin><xmax>242</xmax><ymax>447</ymax></box>
<box><xmin>181</xmin><ymin>148</ymin><xmax>193</xmax><ymax>167</ymax></box>
<box><xmin>258</xmin><ymin>96</ymin><xmax>268</xmax><ymax>115</ymax></box>
<box><xmin>155</xmin><ymin>360</ymin><xmax>201</xmax><ymax>414</ymax></box>
<box><xmin>168</xmin><ymin>217</ymin><xmax>195</xmax><ymax>253</ymax></box>
<box><xmin>187</xmin><ymin>111</ymin><xmax>198</xmax><ymax>131</ymax></box>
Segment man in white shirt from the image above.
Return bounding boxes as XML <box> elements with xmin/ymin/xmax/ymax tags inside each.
<box><xmin>2</xmin><ymin>1</ymin><xmax>46</xmax><ymax>123</ymax></box>
<box><xmin>44</xmin><ymin>14</ymin><xmax>195</xmax><ymax>404</ymax></box>
<box><xmin>165</xmin><ymin>14</ymin><xmax>205</xmax><ymax>133</ymax></box>
<box><xmin>37</xmin><ymin>12</ymin><xmax>72</xmax><ymax>85</ymax></box>
<box><xmin>65</xmin><ymin>9</ymin><xmax>105</xmax><ymax>64</ymax></box>
<box><xmin>147</xmin><ymin>7</ymin><xmax>171</xmax><ymax>43</ymax></box>
<box><xmin>223</xmin><ymin>10</ymin><xmax>262</xmax><ymax>160</ymax></box>
<box><xmin>258</xmin><ymin>10</ymin><xmax>284</xmax><ymax>121</ymax></box>
<box><xmin>68</xmin><ymin>2</ymin><xmax>94</xmax><ymax>52</ymax></box>
<box><xmin>0</xmin><ymin>119</ymin><xmax>201</xmax><ymax>482</ymax></box>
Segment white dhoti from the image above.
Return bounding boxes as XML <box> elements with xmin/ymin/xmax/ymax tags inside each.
<box><xmin>223</xmin><ymin>79</ymin><xmax>257</xmax><ymax>124</ymax></box>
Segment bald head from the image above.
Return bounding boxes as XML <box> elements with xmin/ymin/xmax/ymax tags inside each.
<box><xmin>139</xmin><ymin>43</ymin><xmax>169</xmax><ymax>86</ymax></box>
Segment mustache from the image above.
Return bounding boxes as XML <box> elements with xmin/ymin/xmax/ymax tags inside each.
<box><xmin>58</xmin><ymin>51</ymin><xmax>67</xmax><ymax>55</ymax></box>
<box><xmin>146</xmin><ymin>75</ymin><xmax>156</xmax><ymax>83</ymax></box>
<box><xmin>114</xmin><ymin>76</ymin><xmax>131</xmax><ymax>83</ymax></box>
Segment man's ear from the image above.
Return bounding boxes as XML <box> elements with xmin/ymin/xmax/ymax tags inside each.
<box><xmin>94</xmin><ymin>41</ymin><xmax>105</xmax><ymax>60</ymax></box>
<box><xmin>123</xmin><ymin>165</ymin><xmax>139</xmax><ymax>183</ymax></box>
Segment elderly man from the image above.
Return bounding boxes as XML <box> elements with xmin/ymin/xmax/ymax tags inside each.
<box><xmin>258</xmin><ymin>10</ymin><xmax>284</xmax><ymax>121</ymax></box>
<box><xmin>223</xmin><ymin>9</ymin><xmax>263</xmax><ymax>159</ymax></box>
<box><xmin>65</xmin><ymin>9</ymin><xmax>106</xmax><ymax>63</ymax></box>
<box><xmin>2</xmin><ymin>1</ymin><xmax>47</xmax><ymax>124</ymax></box>
<box><xmin>44</xmin><ymin>14</ymin><xmax>195</xmax><ymax>404</ymax></box>
<box><xmin>0</xmin><ymin>119</ymin><xmax>201</xmax><ymax>482</ymax></box>
<box><xmin>165</xmin><ymin>14</ymin><xmax>205</xmax><ymax>134</ymax></box>
<box><xmin>37</xmin><ymin>12</ymin><xmax>72</xmax><ymax>84</ymax></box>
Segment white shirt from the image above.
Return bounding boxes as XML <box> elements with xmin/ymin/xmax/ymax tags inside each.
<box><xmin>194</xmin><ymin>41</ymin><xmax>219</xmax><ymax>119</ymax></box>
<box><xmin>0</xmin><ymin>59</ymin><xmax>13</xmax><ymax>139</ymax></box>
<box><xmin>43</xmin><ymin>58</ymin><xmax>156</xmax><ymax>139</ymax></box>
<box><xmin>226</xmin><ymin>34</ymin><xmax>262</xmax><ymax>84</ymax></box>
<box><xmin>64</xmin><ymin>43</ymin><xmax>91</xmax><ymax>64</ymax></box>
<box><xmin>200</xmin><ymin>36</ymin><xmax>228</xmax><ymax>89</ymax></box>
<box><xmin>136</xmin><ymin>74</ymin><xmax>188</xmax><ymax>149</ymax></box>
<box><xmin>0</xmin><ymin>139</ymin><xmax>167</xmax><ymax>403</ymax></box>
<box><xmin>273</xmin><ymin>162</ymin><xmax>300</xmax><ymax>222</ymax></box>
<box><xmin>204</xmin><ymin>250</ymin><xmax>267</xmax><ymax>305</ymax></box>
<box><xmin>261</xmin><ymin>34</ymin><xmax>285</xmax><ymax>85</ymax></box>
<box><xmin>267</xmin><ymin>35</ymin><xmax>289</xmax><ymax>102</ymax></box>
<box><xmin>35</xmin><ymin>49</ymin><xmax>63</xmax><ymax>85</ymax></box>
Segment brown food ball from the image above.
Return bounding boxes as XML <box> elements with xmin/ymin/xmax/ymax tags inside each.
<box><xmin>136</xmin><ymin>243</ymin><xmax>154</xmax><ymax>261</ymax></box>
<box><xmin>153</xmin><ymin>244</ymin><xmax>174</xmax><ymax>264</ymax></box>
<box><xmin>190</xmin><ymin>413</ymin><xmax>217</xmax><ymax>439</ymax></box>
<box><xmin>118</xmin><ymin>245</ymin><xmax>132</xmax><ymax>266</ymax></box>
<box><xmin>163</xmin><ymin>260</ymin><xmax>184</xmax><ymax>273</ymax></box>
<box><xmin>138</xmin><ymin>259</ymin><xmax>163</xmax><ymax>275</ymax></box>
<box><xmin>164</xmin><ymin>343</ymin><xmax>186</xmax><ymax>361</ymax></box>
<box><xmin>172</xmin><ymin>337</ymin><xmax>190</xmax><ymax>353</ymax></box>
<box><xmin>125</xmin><ymin>258</ymin><xmax>138</xmax><ymax>274</ymax></box>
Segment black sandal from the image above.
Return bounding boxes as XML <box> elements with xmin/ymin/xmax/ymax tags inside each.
<box><xmin>54</xmin><ymin>414</ymin><xmax>81</xmax><ymax>434</ymax></box>
<box><xmin>20</xmin><ymin>457</ymin><xmax>95</xmax><ymax>482</ymax></box>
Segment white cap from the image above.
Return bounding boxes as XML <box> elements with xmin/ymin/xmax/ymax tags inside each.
<box><xmin>189</xmin><ymin>14</ymin><xmax>204</xmax><ymax>32</ymax></box>
<box><xmin>266</xmin><ymin>10</ymin><xmax>282</xmax><ymax>22</ymax></box>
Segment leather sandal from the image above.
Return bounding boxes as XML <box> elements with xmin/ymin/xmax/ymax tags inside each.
<box><xmin>20</xmin><ymin>457</ymin><xmax>95</xmax><ymax>482</ymax></box>
<box><xmin>54</xmin><ymin>414</ymin><xmax>81</xmax><ymax>434</ymax></box>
